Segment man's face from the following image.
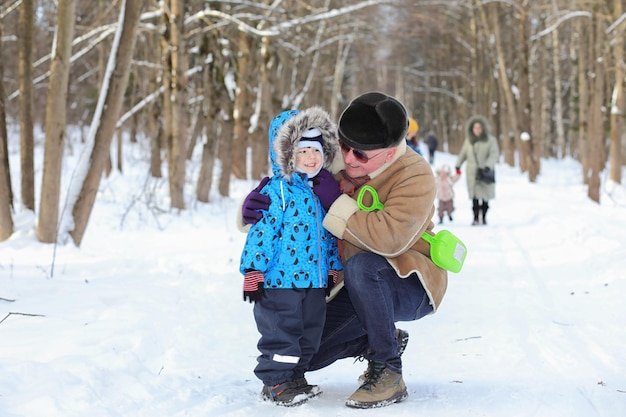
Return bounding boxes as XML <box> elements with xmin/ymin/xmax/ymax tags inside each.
<box><xmin>340</xmin><ymin>141</ymin><xmax>396</xmax><ymax>177</ymax></box>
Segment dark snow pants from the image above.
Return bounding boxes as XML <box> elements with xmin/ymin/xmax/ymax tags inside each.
<box><xmin>253</xmin><ymin>287</ymin><xmax>326</xmax><ymax>386</ymax></box>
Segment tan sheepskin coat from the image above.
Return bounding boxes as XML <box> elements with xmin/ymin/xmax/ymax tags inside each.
<box><xmin>323</xmin><ymin>141</ymin><xmax>448</xmax><ymax>312</ymax></box>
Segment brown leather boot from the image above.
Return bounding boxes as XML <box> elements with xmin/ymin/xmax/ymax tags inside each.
<box><xmin>347</xmin><ymin>362</ymin><xmax>408</xmax><ymax>409</ymax></box>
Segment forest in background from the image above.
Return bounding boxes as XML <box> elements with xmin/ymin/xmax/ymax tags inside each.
<box><xmin>0</xmin><ymin>0</ymin><xmax>624</xmax><ymax>245</ymax></box>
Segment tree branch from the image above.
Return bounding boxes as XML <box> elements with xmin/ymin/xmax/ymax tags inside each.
<box><xmin>0</xmin><ymin>312</ymin><xmax>45</xmax><ymax>325</ymax></box>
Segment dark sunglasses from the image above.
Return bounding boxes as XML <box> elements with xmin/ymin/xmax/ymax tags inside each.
<box><xmin>339</xmin><ymin>141</ymin><xmax>386</xmax><ymax>163</ymax></box>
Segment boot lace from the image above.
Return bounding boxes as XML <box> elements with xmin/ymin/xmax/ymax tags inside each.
<box><xmin>360</xmin><ymin>361</ymin><xmax>386</xmax><ymax>388</ymax></box>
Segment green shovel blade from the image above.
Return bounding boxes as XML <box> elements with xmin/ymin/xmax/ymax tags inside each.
<box><xmin>422</xmin><ymin>230</ymin><xmax>467</xmax><ymax>273</ymax></box>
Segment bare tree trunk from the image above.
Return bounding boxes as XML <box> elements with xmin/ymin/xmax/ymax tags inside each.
<box><xmin>218</xmin><ymin>99</ymin><xmax>235</xmax><ymax>197</ymax></box>
<box><xmin>518</xmin><ymin>14</ymin><xmax>537</xmax><ymax>182</ymax></box>
<box><xmin>530</xmin><ymin>32</ymin><xmax>544</xmax><ymax>176</ymax></box>
<box><xmin>248</xmin><ymin>36</ymin><xmax>272</xmax><ymax>181</ymax></box>
<box><xmin>330</xmin><ymin>34</ymin><xmax>350</xmax><ymax>121</ymax></box>
<box><xmin>231</xmin><ymin>31</ymin><xmax>252</xmax><ymax>180</ymax></box>
<box><xmin>0</xmin><ymin>17</ymin><xmax>12</xmax><ymax>208</ymax></box>
<box><xmin>490</xmin><ymin>8</ymin><xmax>518</xmax><ymax>168</ymax></box>
<box><xmin>587</xmin><ymin>10</ymin><xmax>605</xmax><ymax>203</ymax></box>
<box><xmin>0</xmin><ymin>18</ymin><xmax>13</xmax><ymax>241</ymax></box>
<box><xmin>577</xmin><ymin>17</ymin><xmax>590</xmax><ymax>184</ymax></box>
<box><xmin>162</xmin><ymin>0</ymin><xmax>187</xmax><ymax>210</ymax></box>
<box><xmin>70</xmin><ymin>0</ymin><xmax>145</xmax><ymax>246</ymax></box>
<box><xmin>567</xmin><ymin>29</ymin><xmax>579</xmax><ymax>162</ymax></box>
<box><xmin>195</xmin><ymin>127</ymin><xmax>216</xmax><ymax>203</ymax></box>
<box><xmin>37</xmin><ymin>0</ymin><xmax>76</xmax><ymax>243</ymax></box>
<box><xmin>195</xmin><ymin>60</ymin><xmax>215</xmax><ymax>203</ymax></box>
<box><xmin>149</xmin><ymin>100</ymin><xmax>163</xmax><ymax>178</ymax></box>
<box><xmin>608</xmin><ymin>0</ymin><xmax>623</xmax><ymax>185</ymax></box>
<box><xmin>471</xmin><ymin>1</ymin><xmax>493</xmax><ymax>118</ymax></box>
<box><xmin>0</xmin><ymin>132</ymin><xmax>11</xmax><ymax>240</ymax></box>
<box><xmin>550</xmin><ymin>3</ymin><xmax>566</xmax><ymax>159</ymax></box>
<box><xmin>185</xmin><ymin>103</ymin><xmax>203</xmax><ymax>161</ymax></box>
<box><xmin>115</xmin><ymin>130</ymin><xmax>122</xmax><ymax>173</ymax></box>
<box><xmin>18</xmin><ymin>0</ymin><xmax>35</xmax><ymax>211</ymax></box>
<box><xmin>148</xmin><ymin>67</ymin><xmax>163</xmax><ymax>178</ymax></box>
<box><xmin>468</xmin><ymin>9</ymin><xmax>480</xmax><ymax>114</ymax></box>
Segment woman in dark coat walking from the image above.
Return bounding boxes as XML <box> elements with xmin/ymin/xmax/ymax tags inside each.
<box><xmin>455</xmin><ymin>115</ymin><xmax>499</xmax><ymax>225</ymax></box>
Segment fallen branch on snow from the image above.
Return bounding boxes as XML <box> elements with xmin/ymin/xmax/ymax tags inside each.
<box><xmin>0</xmin><ymin>312</ymin><xmax>45</xmax><ymax>325</ymax></box>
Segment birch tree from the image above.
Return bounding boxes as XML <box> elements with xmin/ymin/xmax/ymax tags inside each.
<box><xmin>37</xmin><ymin>0</ymin><xmax>76</xmax><ymax>243</ymax></box>
<box><xmin>68</xmin><ymin>0</ymin><xmax>145</xmax><ymax>246</ymax></box>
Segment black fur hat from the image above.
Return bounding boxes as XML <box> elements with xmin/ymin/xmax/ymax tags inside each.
<box><xmin>338</xmin><ymin>92</ymin><xmax>409</xmax><ymax>150</ymax></box>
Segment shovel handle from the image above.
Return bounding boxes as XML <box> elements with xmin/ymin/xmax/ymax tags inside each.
<box><xmin>421</xmin><ymin>232</ymin><xmax>435</xmax><ymax>244</ymax></box>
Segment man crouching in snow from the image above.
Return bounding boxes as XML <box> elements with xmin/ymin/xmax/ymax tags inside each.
<box><xmin>240</xmin><ymin>92</ymin><xmax>448</xmax><ymax>409</ymax></box>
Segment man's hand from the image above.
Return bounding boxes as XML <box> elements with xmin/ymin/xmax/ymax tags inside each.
<box><xmin>311</xmin><ymin>169</ymin><xmax>342</xmax><ymax>211</ymax></box>
<box><xmin>242</xmin><ymin>177</ymin><xmax>270</xmax><ymax>225</ymax></box>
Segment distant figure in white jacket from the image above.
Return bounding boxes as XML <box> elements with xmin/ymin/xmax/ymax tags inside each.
<box><xmin>435</xmin><ymin>164</ymin><xmax>459</xmax><ymax>224</ymax></box>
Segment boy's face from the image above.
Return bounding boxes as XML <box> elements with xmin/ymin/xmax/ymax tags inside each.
<box><xmin>296</xmin><ymin>147</ymin><xmax>323</xmax><ymax>175</ymax></box>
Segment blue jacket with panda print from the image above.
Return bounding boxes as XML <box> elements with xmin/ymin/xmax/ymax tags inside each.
<box><xmin>239</xmin><ymin>107</ymin><xmax>343</xmax><ymax>289</ymax></box>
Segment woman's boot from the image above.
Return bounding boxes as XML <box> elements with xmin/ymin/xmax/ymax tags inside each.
<box><xmin>472</xmin><ymin>199</ymin><xmax>480</xmax><ymax>225</ymax></box>
<box><xmin>481</xmin><ymin>201</ymin><xmax>489</xmax><ymax>225</ymax></box>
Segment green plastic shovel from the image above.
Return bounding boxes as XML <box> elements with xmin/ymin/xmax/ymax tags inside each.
<box><xmin>420</xmin><ymin>230</ymin><xmax>467</xmax><ymax>273</ymax></box>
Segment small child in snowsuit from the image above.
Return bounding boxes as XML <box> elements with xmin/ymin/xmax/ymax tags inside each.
<box><xmin>239</xmin><ymin>107</ymin><xmax>343</xmax><ymax>407</ymax></box>
<box><xmin>435</xmin><ymin>164</ymin><xmax>459</xmax><ymax>224</ymax></box>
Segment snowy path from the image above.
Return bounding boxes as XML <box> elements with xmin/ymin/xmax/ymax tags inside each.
<box><xmin>1</xmin><ymin>153</ymin><xmax>624</xmax><ymax>417</ymax></box>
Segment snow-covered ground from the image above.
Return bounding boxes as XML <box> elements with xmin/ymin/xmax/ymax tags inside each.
<box><xmin>1</xmin><ymin>137</ymin><xmax>625</xmax><ymax>416</ymax></box>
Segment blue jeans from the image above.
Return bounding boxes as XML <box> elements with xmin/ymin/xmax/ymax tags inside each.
<box><xmin>309</xmin><ymin>252</ymin><xmax>432</xmax><ymax>374</ymax></box>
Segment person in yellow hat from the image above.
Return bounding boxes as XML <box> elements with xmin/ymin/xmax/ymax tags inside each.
<box><xmin>406</xmin><ymin>117</ymin><xmax>422</xmax><ymax>155</ymax></box>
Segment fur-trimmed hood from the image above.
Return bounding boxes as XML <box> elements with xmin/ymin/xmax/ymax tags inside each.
<box><xmin>465</xmin><ymin>114</ymin><xmax>491</xmax><ymax>145</ymax></box>
<box><xmin>269</xmin><ymin>106</ymin><xmax>340</xmax><ymax>180</ymax></box>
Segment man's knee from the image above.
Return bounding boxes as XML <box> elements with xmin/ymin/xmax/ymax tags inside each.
<box><xmin>344</xmin><ymin>253</ymin><xmax>368</xmax><ymax>274</ymax></box>
<box><xmin>344</xmin><ymin>253</ymin><xmax>387</xmax><ymax>290</ymax></box>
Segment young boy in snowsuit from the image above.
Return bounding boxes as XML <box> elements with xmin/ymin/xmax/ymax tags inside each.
<box><xmin>239</xmin><ymin>107</ymin><xmax>343</xmax><ymax>407</ymax></box>
<box><xmin>435</xmin><ymin>164</ymin><xmax>460</xmax><ymax>224</ymax></box>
